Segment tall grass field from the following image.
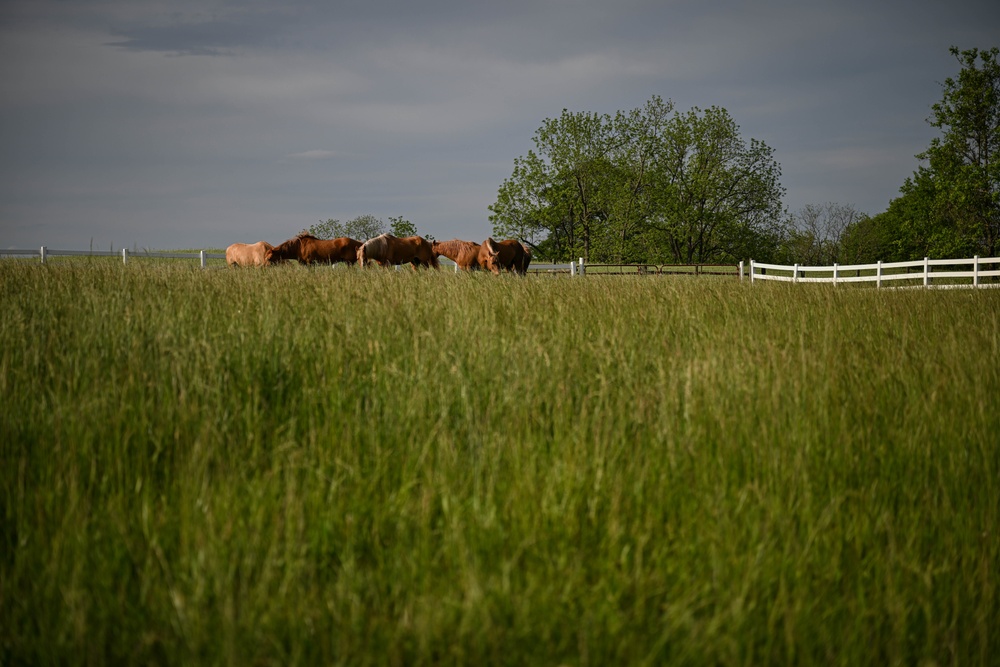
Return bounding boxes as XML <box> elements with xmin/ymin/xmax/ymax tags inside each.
<box><xmin>2</xmin><ymin>261</ymin><xmax>998</xmax><ymax>665</ymax></box>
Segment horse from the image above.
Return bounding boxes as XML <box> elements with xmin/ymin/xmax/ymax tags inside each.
<box><xmin>226</xmin><ymin>241</ymin><xmax>275</xmax><ymax>267</ymax></box>
<box><xmin>265</xmin><ymin>234</ymin><xmax>363</xmax><ymax>266</ymax></box>
<box><xmin>357</xmin><ymin>233</ymin><xmax>440</xmax><ymax>269</ymax></box>
<box><xmin>432</xmin><ymin>239</ymin><xmax>482</xmax><ymax>270</ymax></box>
<box><xmin>479</xmin><ymin>238</ymin><xmax>532</xmax><ymax>275</ymax></box>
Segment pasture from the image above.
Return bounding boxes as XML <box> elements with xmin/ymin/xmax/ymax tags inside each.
<box><xmin>1</xmin><ymin>262</ymin><xmax>998</xmax><ymax>665</ymax></box>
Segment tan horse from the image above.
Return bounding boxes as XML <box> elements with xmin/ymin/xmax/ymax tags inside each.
<box><xmin>432</xmin><ymin>239</ymin><xmax>482</xmax><ymax>270</ymax></box>
<box><xmin>479</xmin><ymin>238</ymin><xmax>532</xmax><ymax>275</ymax></box>
<box><xmin>266</xmin><ymin>234</ymin><xmax>363</xmax><ymax>265</ymax></box>
<box><xmin>226</xmin><ymin>241</ymin><xmax>274</xmax><ymax>267</ymax></box>
<box><xmin>357</xmin><ymin>234</ymin><xmax>440</xmax><ymax>269</ymax></box>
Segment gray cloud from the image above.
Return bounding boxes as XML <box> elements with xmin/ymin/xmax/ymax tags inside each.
<box><xmin>1</xmin><ymin>0</ymin><xmax>999</xmax><ymax>250</ymax></box>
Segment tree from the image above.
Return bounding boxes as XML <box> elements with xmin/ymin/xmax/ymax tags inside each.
<box><xmin>909</xmin><ymin>46</ymin><xmax>1000</xmax><ymax>257</ymax></box>
<box><xmin>899</xmin><ymin>165</ymin><xmax>977</xmax><ymax>259</ymax></box>
<box><xmin>490</xmin><ymin>150</ymin><xmax>574</xmax><ymax>259</ymax></box>
<box><xmin>303</xmin><ymin>218</ymin><xmax>346</xmax><ymax>240</ymax></box>
<box><xmin>780</xmin><ymin>202</ymin><xmax>865</xmax><ymax>265</ymax></box>
<box><xmin>490</xmin><ymin>107</ymin><xmax>622</xmax><ymax>261</ymax></box>
<box><xmin>345</xmin><ymin>214</ymin><xmax>386</xmax><ymax>241</ymax></box>
<box><xmin>489</xmin><ymin>96</ymin><xmax>785</xmax><ymax>264</ymax></box>
<box><xmin>839</xmin><ymin>214</ymin><xmax>891</xmax><ymax>264</ymax></box>
<box><xmin>640</xmin><ymin>106</ymin><xmax>785</xmax><ymax>264</ymax></box>
<box><xmin>388</xmin><ymin>215</ymin><xmax>418</xmax><ymax>238</ymax></box>
<box><xmin>301</xmin><ymin>214</ymin><xmax>393</xmax><ymax>241</ymax></box>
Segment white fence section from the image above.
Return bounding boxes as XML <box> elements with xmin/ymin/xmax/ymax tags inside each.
<box><xmin>749</xmin><ymin>256</ymin><xmax>1000</xmax><ymax>288</ymax></box>
<box><xmin>519</xmin><ymin>258</ymin><xmax>585</xmax><ymax>275</ymax></box>
<box><xmin>1</xmin><ymin>247</ymin><xmax>227</xmax><ymax>268</ymax></box>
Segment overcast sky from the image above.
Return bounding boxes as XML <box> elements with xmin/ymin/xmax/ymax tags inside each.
<box><xmin>1</xmin><ymin>0</ymin><xmax>998</xmax><ymax>251</ymax></box>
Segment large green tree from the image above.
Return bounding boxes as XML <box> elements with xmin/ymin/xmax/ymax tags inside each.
<box><xmin>490</xmin><ymin>106</ymin><xmax>625</xmax><ymax>261</ymax></box>
<box><xmin>640</xmin><ymin>106</ymin><xmax>785</xmax><ymax>263</ymax></box>
<box><xmin>855</xmin><ymin>46</ymin><xmax>1000</xmax><ymax>261</ymax></box>
<box><xmin>489</xmin><ymin>96</ymin><xmax>785</xmax><ymax>263</ymax></box>
<box><xmin>920</xmin><ymin>46</ymin><xmax>1000</xmax><ymax>256</ymax></box>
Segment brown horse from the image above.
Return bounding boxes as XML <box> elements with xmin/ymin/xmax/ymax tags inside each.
<box><xmin>357</xmin><ymin>233</ymin><xmax>440</xmax><ymax>269</ymax></box>
<box><xmin>479</xmin><ymin>238</ymin><xmax>532</xmax><ymax>275</ymax></box>
<box><xmin>432</xmin><ymin>239</ymin><xmax>482</xmax><ymax>270</ymax></box>
<box><xmin>266</xmin><ymin>234</ymin><xmax>362</xmax><ymax>265</ymax></box>
<box><xmin>226</xmin><ymin>241</ymin><xmax>274</xmax><ymax>267</ymax></box>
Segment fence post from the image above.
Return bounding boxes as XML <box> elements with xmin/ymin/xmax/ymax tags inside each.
<box><xmin>877</xmin><ymin>260</ymin><xmax>882</xmax><ymax>288</ymax></box>
<box><xmin>923</xmin><ymin>256</ymin><xmax>929</xmax><ymax>288</ymax></box>
<box><xmin>739</xmin><ymin>260</ymin><xmax>744</xmax><ymax>281</ymax></box>
<box><xmin>750</xmin><ymin>259</ymin><xmax>755</xmax><ymax>284</ymax></box>
<box><xmin>974</xmin><ymin>255</ymin><xmax>979</xmax><ymax>287</ymax></box>
<box><xmin>833</xmin><ymin>263</ymin><xmax>839</xmax><ymax>286</ymax></box>
<box><xmin>570</xmin><ymin>260</ymin><xmax>575</xmax><ymax>277</ymax></box>
<box><xmin>40</xmin><ymin>246</ymin><xmax>47</xmax><ymax>264</ymax></box>
<box><xmin>579</xmin><ymin>258</ymin><xmax>585</xmax><ymax>276</ymax></box>
<box><xmin>794</xmin><ymin>263</ymin><xmax>799</xmax><ymax>283</ymax></box>
<box><xmin>122</xmin><ymin>248</ymin><xmax>128</xmax><ymax>265</ymax></box>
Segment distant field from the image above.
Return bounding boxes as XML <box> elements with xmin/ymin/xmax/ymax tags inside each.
<box><xmin>2</xmin><ymin>262</ymin><xmax>998</xmax><ymax>665</ymax></box>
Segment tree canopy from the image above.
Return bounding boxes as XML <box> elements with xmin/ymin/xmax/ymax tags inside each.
<box><xmin>841</xmin><ymin>46</ymin><xmax>1000</xmax><ymax>261</ymax></box>
<box><xmin>779</xmin><ymin>203</ymin><xmax>866</xmax><ymax>266</ymax></box>
<box><xmin>489</xmin><ymin>96</ymin><xmax>786</xmax><ymax>263</ymax></box>
<box><xmin>303</xmin><ymin>215</ymin><xmax>419</xmax><ymax>241</ymax></box>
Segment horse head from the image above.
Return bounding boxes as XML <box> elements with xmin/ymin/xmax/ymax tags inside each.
<box><xmin>483</xmin><ymin>237</ymin><xmax>502</xmax><ymax>274</ymax></box>
<box><xmin>267</xmin><ymin>236</ymin><xmax>301</xmax><ymax>263</ymax></box>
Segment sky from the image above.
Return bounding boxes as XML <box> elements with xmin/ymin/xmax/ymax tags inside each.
<box><xmin>1</xmin><ymin>0</ymin><xmax>998</xmax><ymax>251</ymax></box>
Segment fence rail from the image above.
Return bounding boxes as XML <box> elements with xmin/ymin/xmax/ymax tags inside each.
<box><xmin>1</xmin><ymin>247</ymin><xmax>226</xmax><ymax>267</ymax></box>
<box><xmin>749</xmin><ymin>256</ymin><xmax>1000</xmax><ymax>288</ymax></box>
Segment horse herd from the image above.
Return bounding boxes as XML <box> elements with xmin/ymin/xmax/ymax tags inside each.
<box><xmin>225</xmin><ymin>233</ymin><xmax>532</xmax><ymax>275</ymax></box>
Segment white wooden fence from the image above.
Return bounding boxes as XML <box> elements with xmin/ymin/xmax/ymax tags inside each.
<box><xmin>525</xmin><ymin>258</ymin><xmax>587</xmax><ymax>275</ymax></box>
<box><xmin>8</xmin><ymin>247</ymin><xmax>995</xmax><ymax>287</ymax></box>
<box><xmin>1</xmin><ymin>247</ymin><xmax>226</xmax><ymax>267</ymax></box>
<box><xmin>749</xmin><ymin>256</ymin><xmax>1000</xmax><ymax>288</ymax></box>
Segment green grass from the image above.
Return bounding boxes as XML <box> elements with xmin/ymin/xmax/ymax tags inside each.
<box><xmin>1</xmin><ymin>262</ymin><xmax>998</xmax><ymax>666</ymax></box>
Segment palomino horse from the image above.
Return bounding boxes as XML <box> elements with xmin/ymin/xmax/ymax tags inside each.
<box><xmin>432</xmin><ymin>239</ymin><xmax>482</xmax><ymax>270</ymax></box>
<box><xmin>226</xmin><ymin>241</ymin><xmax>274</xmax><ymax>267</ymax></box>
<box><xmin>479</xmin><ymin>238</ymin><xmax>532</xmax><ymax>275</ymax></box>
<box><xmin>357</xmin><ymin>234</ymin><xmax>440</xmax><ymax>269</ymax></box>
<box><xmin>265</xmin><ymin>234</ymin><xmax>362</xmax><ymax>265</ymax></box>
